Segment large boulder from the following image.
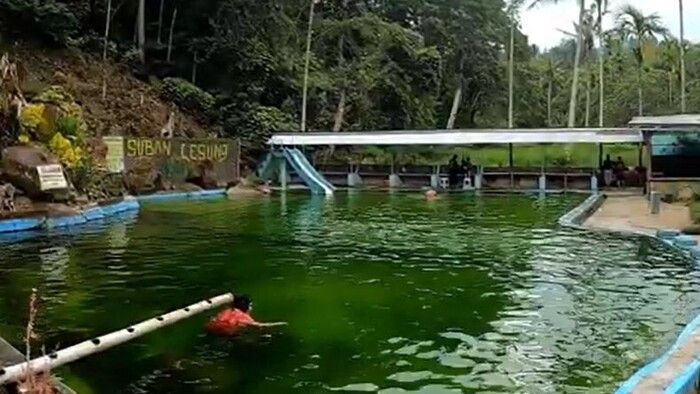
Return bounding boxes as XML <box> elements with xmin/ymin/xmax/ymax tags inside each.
<box><xmin>0</xmin><ymin>145</ymin><xmax>70</xmax><ymax>200</ymax></box>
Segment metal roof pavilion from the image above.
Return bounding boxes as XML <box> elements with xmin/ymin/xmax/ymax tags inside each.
<box><xmin>629</xmin><ymin>114</ymin><xmax>700</xmax><ymax>130</ymax></box>
<box><xmin>268</xmin><ymin>128</ymin><xmax>643</xmax><ymax>146</ymax></box>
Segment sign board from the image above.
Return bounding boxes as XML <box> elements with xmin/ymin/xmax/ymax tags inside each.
<box><xmin>36</xmin><ymin>164</ymin><xmax>68</xmax><ymax>191</ymax></box>
<box><xmin>103</xmin><ymin>137</ymin><xmax>240</xmax><ymax>184</ymax></box>
<box><xmin>104</xmin><ymin>136</ymin><xmax>125</xmax><ymax>173</ymax></box>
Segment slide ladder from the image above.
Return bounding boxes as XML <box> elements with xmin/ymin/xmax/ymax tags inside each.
<box><xmin>282</xmin><ymin>148</ymin><xmax>335</xmax><ymax>195</ymax></box>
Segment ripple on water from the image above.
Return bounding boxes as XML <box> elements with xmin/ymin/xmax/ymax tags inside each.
<box><xmin>0</xmin><ymin>194</ymin><xmax>698</xmax><ymax>394</ymax></box>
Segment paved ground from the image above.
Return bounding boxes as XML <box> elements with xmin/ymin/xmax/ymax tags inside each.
<box><xmin>585</xmin><ymin>195</ymin><xmax>695</xmax><ymax>238</ymax></box>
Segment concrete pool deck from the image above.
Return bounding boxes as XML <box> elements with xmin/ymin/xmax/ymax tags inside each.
<box><xmin>584</xmin><ymin>195</ymin><xmax>697</xmax><ymax>240</ymax></box>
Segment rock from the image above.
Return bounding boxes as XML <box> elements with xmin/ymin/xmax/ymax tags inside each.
<box><xmin>0</xmin><ymin>183</ymin><xmax>15</xmax><ymax>213</ymax></box>
<box><xmin>45</xmin><ymin>203</ymin><xmax>81</xmax><ymax>218</ymax></box>
<box><xmin>226</xmin><ymin>184</ymin><xmax>264</xmax><ymax>197</ymax></box>
<box><xmin>0</xmin><ymin>145</ymin><xmax>69</xmax><ymax>200</ymax></box>
<box><xmin>177</xmin><ymin>182</ymin><xmax>203</xmax><ymax>192</ymax></box>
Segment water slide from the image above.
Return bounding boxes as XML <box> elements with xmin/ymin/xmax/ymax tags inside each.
<box><xmin>282</xmin><ymin>148</ymin><xmax>335</xmax><ymax>195</ymax></box>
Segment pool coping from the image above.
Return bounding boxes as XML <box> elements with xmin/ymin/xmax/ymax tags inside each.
<box><xmin>0</xmin><ymin>189</ymin><xmax>227</xmax><ymax>235</ymax></box>
<box><xmin>558</xmin><ymin>194</ymin><xmax>700</xmax><ymax>394</ymax></box>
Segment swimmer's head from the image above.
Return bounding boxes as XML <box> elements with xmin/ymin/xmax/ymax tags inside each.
<box><xmin>233</xmin><ymin>294</ymin><xmax>252</xmax><ymax>312</ymax></box>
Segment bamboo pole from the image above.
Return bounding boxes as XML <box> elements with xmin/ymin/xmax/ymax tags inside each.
<box><xmin>0</xmin><ymin>293</ymin><xmax>233</xmax><ymax>385</ymax></box>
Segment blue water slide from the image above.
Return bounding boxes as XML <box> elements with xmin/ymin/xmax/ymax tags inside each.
<box><xmin>282</xmin><ymin>148</ymin><xmax>335</xmax><ymax>195</ymax></box>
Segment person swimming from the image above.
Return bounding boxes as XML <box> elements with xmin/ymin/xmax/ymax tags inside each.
<box><xmin>205</xmin><ymin>295</ymin><xmax>286</xmax><ymax>336</ymax></box>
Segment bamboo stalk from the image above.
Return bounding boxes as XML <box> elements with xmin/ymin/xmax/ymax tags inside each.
<box><xmin>0</xmin><ymin>293</ymin><xmax>233</xmax><ymax>385</ymax></box>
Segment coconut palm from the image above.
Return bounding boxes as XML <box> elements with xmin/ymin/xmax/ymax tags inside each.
<box><xmin>660</xmin><ymin>38</ymin><xmax>681</xmax><ymax>106</ymax></box>
<box><xmin>616</xmin><ymin>5</ymin><xmax>668</xmax><ymax>116</ymax></box>
<box><xmin>530</xmin><ymin>0</ymin><xmax>587</xmax><ymax>128</ymax></box>
<box><xmin>559</xmin><ymin>8</ymin><xmax>594</xmax><ymax>126</ymax></box>
<box><xmin>542</xmin><ymin>57</ymin><xmax>562</xmax><ymax>126</ymax></box>
<box><xmin>679</xmin><ymin>0</ymin><xmax>686</xmax><ymax>112</ymax></box>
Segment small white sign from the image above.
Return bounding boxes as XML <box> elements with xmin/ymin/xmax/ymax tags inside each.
<box><xmin>37</xmin><ymin>164</ymin><xmax>68</xmax><ymax>191</ymax></box>
<box><xmin>104</xmin><ymin>136</ymin><xmax>125</xmax><ymax>173</ymax></box>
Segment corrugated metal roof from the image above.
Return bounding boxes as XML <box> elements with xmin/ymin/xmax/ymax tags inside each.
<box><xmin>629</xmin><ymin>115</ymin><xmax>700</xmax><ymax>128</ymax></box>
<box><xmin>268</xmin><ymin>128</ymin><xmax>643</xmax><ymax>146</ymax></box>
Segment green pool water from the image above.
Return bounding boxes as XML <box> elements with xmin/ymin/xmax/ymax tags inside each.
<box><xmin>0</xmin><ymin>192</ymin><xmax>698</xmax><ymax>393</ymax></box>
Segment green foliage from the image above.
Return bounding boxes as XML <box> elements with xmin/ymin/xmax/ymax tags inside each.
<box><xmin>0</xmin><ymin>0</ymin><xmax>78</xmax><ymax>45</ymax></box>
<box><xmin>221</xmin><ymin>104</ymin><xmax>295</xmax><ymax>148</ymax></box>
<box><xmin>160</xmin><ymin>77</ymin><xmax>216</xmax><ymax>123</ymax></box>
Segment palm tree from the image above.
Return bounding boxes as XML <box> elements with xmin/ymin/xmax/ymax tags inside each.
<box><xmin>543</xmin><ymin>58</ymin><xmax>561</xmax><ymax>126</ymax></box>
<box><xmin>592</xmin><ymin>0</ymin><xmax>609</xmax><ymax>126</ymax></box>
<box><xmin>559</xmin><ymin>9</ymin><xmax>594</xmax><ymax>126</ymax></box>
<box><xmin>679</xmin><ymin>0</ymin><xmax>686</xmax><ymax>113</ymax></box>
<box><xmin>660</xmin><ymin>39</ymin><xmax>681</xmax><ymax>107</ymax></box>
<box><xmin>616</xmin><ymin>5</ymin><xmax>668</xmax><ymax>116</ymax></box>
<box><xmin>530</xmin><ymin>0</ymin><xmax>587</xmax><ymax>128</ymax></box>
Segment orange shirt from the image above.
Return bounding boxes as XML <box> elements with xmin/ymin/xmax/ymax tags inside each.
<box><xmin>206</xmin><ymin>308</ymin><xmax>256</xmax><ymax>336</ymax></box>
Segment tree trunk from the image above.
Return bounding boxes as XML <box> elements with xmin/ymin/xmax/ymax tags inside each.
<box><xmin>300</xmin><ymin>0</ymin><xmax>316</xmax><ymax>132</ymax></box>
<box><xmin>679</xmin><ymin>0</ymin><xmax>686</xmax><ymax>113</ymax></box>
<box><xmin>167</xmin><ymin>8</ymin><xmax>177</xmax><ymax>62</ymax></box>
<box><xmin>598</xmin><ymin>15</ymin><xmax>605</xmax><ymax>127</ymax></box>
<box><xmin>508</xmin><ymin>23</ymin><xmax>515</xmax><ymax>129</ymax></box>
<box><xmin>568</xmin><ymin>0</ymin><xmax>586</xmax><ymax>128</ymax></box>
<box><xmin>637</xmin><ymin>66</ymin><xmax>644</xmax><ymax>116</ymax></box>
<box><xmin>585</xmin><ymin>70</ymin><xmax>591</xmax><ymax>127</ymax></box>
<box><xmin>137</xmin><ymin>0</ymin><xmax>146</xmax><ymax>64</ymax></box>
<box><xmin>669</xmin><ymin>70</ymin><xmax>674</xmax><ymax>106</ymax></box>
<box><xmin>446</xmin><ymin>85</ymin><xmax>462</xmax><ymax>129</ymax></box>
<box><xmin>332</xmin><ymin>25</ymin><xmax>347</xmax><ymax>132</ymax></box>
<box><xmin>157</xmin><ymin>0</ymin><xmax>165</xmax><ymax>45</ymax></box>
<box><xmin>191</xmin><ymin>52</ymin><xmax>197</xmax><ymax>84</ymax></box>
<box><xmin>332</xmin><ymin>90</ymin><xmax>346</xmax><ymax>132</ymax></box>
<box><xmin>101</xmin><ymin>0</ymin><xmax>113</xmax><ymax>100</ymax></box>
<box><xmin>547</xmin><ymin>79</ymin><xmax>552</xmax><ymax>127</ymax></box>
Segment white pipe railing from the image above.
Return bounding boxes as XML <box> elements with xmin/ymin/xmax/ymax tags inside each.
<box><xmin>0</xmin><ymin>293</ymin><xmax>233</xmax><ymax>385</ymax></box>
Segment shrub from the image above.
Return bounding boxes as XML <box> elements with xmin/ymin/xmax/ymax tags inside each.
<box><xmin>0</xmin><ymin>0</ymin><xmax>78</xmax><ymax>46</ymax></box>
<box><xmin>19</xmin><ymin>103</ymin><xmax>52</xmax><ymax>141</ymax></box>
<box><xmin>221</xmin><ymin>104</ymin><xmax>295</xmax><ymax>151</ymax></box>
<box><xmin>35</xmin><ymin>85</ymin><xmax>88</xmax><ymax>140</ymax></box>
<box><xmin>160</xmin><ymin>78</ymin><xmax>216</xmax><ymax>123</ymax></box>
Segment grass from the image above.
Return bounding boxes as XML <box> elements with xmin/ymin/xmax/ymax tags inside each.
<box><xmin>350</xmin><ymin>144</ymin><xmax>645</xmax><ymax>168</ymax></box>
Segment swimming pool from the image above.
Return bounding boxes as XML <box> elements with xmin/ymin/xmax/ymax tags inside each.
<box><xmin>0</xmin><ymin>192</ymin><xmax>697</xmax><ymax>393</ymax></box>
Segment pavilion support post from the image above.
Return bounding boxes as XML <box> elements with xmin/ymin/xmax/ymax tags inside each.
<box><xmin>637</xmin><ymin>142</ymin><xmax>643</xmax><ymax>168</ymax></box>
<box><xmin>509</xmin><ymin>143</ymin><xmax>514</xmax><ymax>188</ymax></box>
<box><xmin>430</xmin><ymin>165</ymin><xmax>440</xmax><ymax>189</ymax></box>
<box><xmin>474</xmin><ymin>166</ymin><xmax>482</xmax><ymax>190</ymax></box>
<box><xmin>644</xmin><ymin>131</ymin><xmax>652</xmax><ymax>197</ymax></box>
<box><xmin>279</xmin><ymin>156</ymin><xmax>287</xmax><ymax>190</ymax></box>
<box><xmin>598</xmin><ymin>143</ymin><xmax>604</xmax><ymax>170</ymax></box>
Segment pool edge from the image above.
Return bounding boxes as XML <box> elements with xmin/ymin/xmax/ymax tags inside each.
<box><xmin>559</xmin><ymin>194</ymin><xmax>700</xmax><ymax>394</ymax></box>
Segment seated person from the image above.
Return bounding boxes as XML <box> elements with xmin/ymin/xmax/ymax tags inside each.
<box><xmin>206</xmin><ymin>295</ymin><xmax>286</xmax><ymax>336</ymax></box>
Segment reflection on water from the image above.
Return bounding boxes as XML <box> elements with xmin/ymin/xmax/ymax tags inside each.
<box><xmin>0</xmin><ymin>193</ymin><xmax>697</xmax><ymax>393</ymax></box>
